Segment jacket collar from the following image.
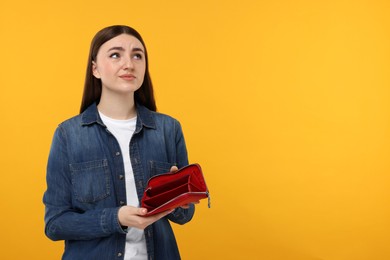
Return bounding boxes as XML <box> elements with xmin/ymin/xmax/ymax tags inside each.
<box><xmin>81</xmin><ymin>102</ymin><xmax>156</xmax><ymax>131</ymax></box>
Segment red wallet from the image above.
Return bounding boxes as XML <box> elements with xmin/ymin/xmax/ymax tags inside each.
<box><xmin>141</xmin><ymin>163</ymin><xmax>210</xmax><ymax>216</ymax></box>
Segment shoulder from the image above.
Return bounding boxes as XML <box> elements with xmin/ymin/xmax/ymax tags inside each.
<box><xmin>152</xmin><ymin>111</ymin><xmax>180</xmax><ymax>124</ymax></box>
<box><xmin>137</xmin><ymin>104</ymin><xmax>182</xmax><ymax>129</ymax></box>
<box><xmin>58</xmin><ymin>103</ymin><xmax>99</xmax><ymax>130</ymax></box>
<box><xmin>57</xmin><ymin>113</ymin><xmax>83</xmax><ymax>130</ymax></box>
<box><xmin>151</xmin><ymin>111</ymin><xmax>185</xmax><ymax>137</ymax></box>
<box><xmin>149</xmin><ymin>111</ymin><xmax>183</xmax><ymax>132</ymax></box>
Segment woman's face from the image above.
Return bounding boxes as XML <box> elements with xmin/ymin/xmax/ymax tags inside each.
<box><xmin>92</xmin><ymin>33</ymin><xmax>146</xmax><ymax>96</ymax></box>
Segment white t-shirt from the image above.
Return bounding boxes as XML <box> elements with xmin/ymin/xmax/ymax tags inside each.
<box><xmin>99</xmin><ymin>111</ymin><xmax>147</xmax><ymax>260</ymax></box>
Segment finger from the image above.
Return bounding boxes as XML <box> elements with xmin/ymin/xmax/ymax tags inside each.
<box><xmin>137</xmin><ymin>208</ymin><xmax>148</xmax><ymax>216</ymax></box>
<box><xmin>170</xmin><ymin>166</ymin><xmax>179</xmax><ymax>173</ymax></box>
<box><xmin>125</xmin><ymin>206</ymin><xmax>147</xmax><ymax>216</ymax></box>
<box><xmin>146</xmin><ymin>208</ymin><xmax>174</xmax><ymax>221</ymax></box>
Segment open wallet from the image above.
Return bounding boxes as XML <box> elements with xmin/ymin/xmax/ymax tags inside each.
<box><xmin>141</xmin><ymin>163</ymin><xmax>210</xmax><ymax>216</ymax></box>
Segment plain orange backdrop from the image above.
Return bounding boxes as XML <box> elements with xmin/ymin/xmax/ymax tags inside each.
<box><xmin>0</xmin><ymin>0</ymin><xmax>389</xmax><ymax>259</ymax></box>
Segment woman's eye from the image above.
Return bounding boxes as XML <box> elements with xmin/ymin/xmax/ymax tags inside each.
<box><xmin>109</xmin><ymin>53</ymin><xmax>120</xmax><ymax>58</ymax></box>
<box><xmin>133</xmin><ymin>53</ymin><xmax>143</xmax><ymax>60</ymax></box>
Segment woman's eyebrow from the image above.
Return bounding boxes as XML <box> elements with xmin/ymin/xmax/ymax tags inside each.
<box><xmin>107</xmin><ymin>46</ymin><xmax>125</xmax><ymax>52</ymax></box>
<box><xmin>107</xmin><ymin>46</ymin><xmax>144</xmax><ymax>53</ymax></box>
<box><xmin>132</xmin><ymin>47</ymin><xmax>144</xmax><ymax>52</ymax></box>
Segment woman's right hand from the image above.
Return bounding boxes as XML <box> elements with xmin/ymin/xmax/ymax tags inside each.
<box><xmin>118</xmin><ymin>206</ymin><xmax>173</xmax><ymax>230</ymax></box>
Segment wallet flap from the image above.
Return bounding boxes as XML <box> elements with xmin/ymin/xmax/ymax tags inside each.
<box><xmin>143</xmin><ymin>192</ymin><xmax>208</xmax><ymax>216</ymax></box>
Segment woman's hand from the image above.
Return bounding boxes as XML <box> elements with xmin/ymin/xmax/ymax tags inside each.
<box><xmin>118</xmin><ymin>165</ymin><xmax>182</xmax><ymax>229</ymax></box>
<box><xmin>118</xmin><ymin>206</ymin><xmax>173</xmax><ymax>230</ymax></box>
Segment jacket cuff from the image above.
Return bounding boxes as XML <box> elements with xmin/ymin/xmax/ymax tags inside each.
<box><xmin>169</xmin><ymin>204</ymin><xmax>195</xmax><ymax>224</ymax></box>
<box><xmin>101</xmin><ymin>207</ymin><xmax>127</xmax><ymax>234</ymax></box>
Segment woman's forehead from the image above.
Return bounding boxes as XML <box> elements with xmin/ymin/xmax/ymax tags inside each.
<box><xmin>100</xmin><ymin>34</ymin><xmax>144</xmax><ymax>51</ymax></box>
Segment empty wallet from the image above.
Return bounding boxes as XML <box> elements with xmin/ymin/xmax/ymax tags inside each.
<box><xmin>141</xmin><ymin>163</ymin><xmax>210</xmax><ymax>216</ymax></box>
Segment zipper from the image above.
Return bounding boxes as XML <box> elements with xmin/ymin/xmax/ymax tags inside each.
<box><xmin>207</xmin><ymin>191</ymin><xmax>211</xmax><ymax>208</ymax></box>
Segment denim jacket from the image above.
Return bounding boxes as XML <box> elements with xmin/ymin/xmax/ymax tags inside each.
<box><xmin>43</xmin><ymin>103</ymin><xmax>195</xmax><ymax>260</ymax></box>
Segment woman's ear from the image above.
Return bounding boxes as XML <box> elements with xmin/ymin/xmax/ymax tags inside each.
<box><xmin>92</xmin><ymin>61</ymin><xmax>101</xmax><ymax>79</ymax></box>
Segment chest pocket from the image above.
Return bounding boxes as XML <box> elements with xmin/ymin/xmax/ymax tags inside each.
<box><xmin>149</xmin><ymin>160</ymin><xmax>176</xmax><ymax>176</ymax></box>
<box><xmin>70</xmin><ymin>159</ymin><xmax>111</xmax><ymax>203</ymax></box>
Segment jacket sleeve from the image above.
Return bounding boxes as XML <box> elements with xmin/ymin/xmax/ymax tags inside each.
<box><xmin>167</xmin><ymin>120</ymin><xmax>196</xmax><ymax>224</ymax></box>
<box><xmin>43</xmin><ymin>126</ymin><xmax>126</xmax><ymax>241</ymax></box>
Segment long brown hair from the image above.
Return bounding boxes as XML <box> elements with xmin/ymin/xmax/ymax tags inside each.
<box><xmin>80</xmin><ymin>25</ymin><xmax>156</xmax><ymax>113</ymax></box>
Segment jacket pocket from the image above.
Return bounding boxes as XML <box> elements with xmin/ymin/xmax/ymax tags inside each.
<box><xmin>70</xmin><ymin>159</ymin><xmax>111</xmax><ymax>203</ymax></box>
<box><xmin>149</xmin><ymin>160</ymin><xmax>176</xmax><ymax>176</ymax></box>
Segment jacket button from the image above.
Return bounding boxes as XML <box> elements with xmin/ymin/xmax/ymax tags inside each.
<box><xmin>119</xmin><ymin>175</ymin><xmax>124</xmax><ymax>180</ymax></box>
<box><xmin>116</xmin><ymin>152</ymin><xmax>120</xmax><ymax>156</ymax></box>
<box><xmin>120</xmin><ymin>201</ymin><xmax>125</xmax><ymax>205</ymax></box>
<box><xmin>117</xmin><ymin>252</ymin><xmax>122</xmax><ymax>257</ymax></box>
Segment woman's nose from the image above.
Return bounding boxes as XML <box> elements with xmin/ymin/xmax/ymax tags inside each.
<box><xmin>123</xmin><ymin>57</ymin><xmax>134</xmax><ymax>70</ymax></box>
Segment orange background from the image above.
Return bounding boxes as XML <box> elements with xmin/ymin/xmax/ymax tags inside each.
<box><xmin>0</xmin><ymin>0</ymin><xmax>389</xmax><ymax>259</ymax></box>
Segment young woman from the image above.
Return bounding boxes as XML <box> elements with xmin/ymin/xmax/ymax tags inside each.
<box><xmin>43</xmin><ymin>25</ymin><xmax>195</xmax><ymax>260</ymax></box>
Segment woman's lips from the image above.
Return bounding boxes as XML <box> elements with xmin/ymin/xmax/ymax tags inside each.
<box><xmin>119</xmin><ymin>74</ymin><xmax>136</xmax><ymax>80</ymax></box>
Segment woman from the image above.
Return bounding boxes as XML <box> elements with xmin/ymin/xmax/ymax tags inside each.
<box><xmin>43</xmin><ymin>25</ymin><xmax>195</xmax><ymax>260</ymax></box>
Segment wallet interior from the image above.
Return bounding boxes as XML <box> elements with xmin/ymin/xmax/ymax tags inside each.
<box><xmin>143</xmin><ymin>173</ymin><xmax>205</xmax><ymax>208</ymax></box>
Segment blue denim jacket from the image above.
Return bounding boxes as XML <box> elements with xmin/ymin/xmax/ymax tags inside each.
<box><xmin>43</xmin><ymin>103</ymin><xmax>195</xmax><ymax>260</ymax></box>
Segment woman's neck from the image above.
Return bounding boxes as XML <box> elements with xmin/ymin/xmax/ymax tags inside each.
<box><xmin>97</xmin><ymin>91</ymin><xmax>137</xmax><ymax>120</ymax></box>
